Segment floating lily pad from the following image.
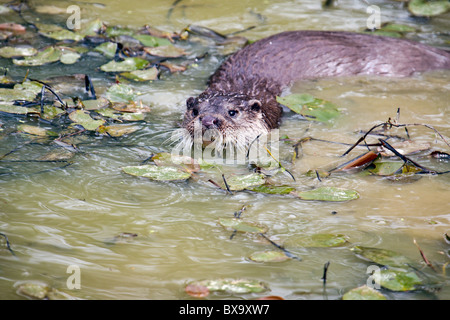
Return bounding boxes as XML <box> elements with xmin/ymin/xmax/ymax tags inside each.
<box><xmin>408</xmin><ymin>0</ymin><xmax>450</xmax><ymax>17</ymax></box>
<box><xmin>276</xmin><ymin>93</ymin><xmax>340</xmax><ymax>122</ymax></box>
<box><xmin>380</xmin><ymin>23</ymin><xmax>416</xmax><ymax>33</ymax></box>
<box><xmin>40</xmin><ymin>105</ymin><xmax>65</xmax><ymax>120</ymax></box>
<box><xmin>284</xmin><ymin>233</ymin><xmax>348</xmax><ymax>248</ymax></box>
<box><xmin>188</xmin><ymin>278</ymin><xmax>268</xmax><ymax>294</ymax></box>
<box><xmin>38</xmin><ymin>148</ymin><xmax>75</xmax><ymax>161</ymax></box>
<box><xmin>68</xmin><ymin>110</ymin><xmax>105</xmax><ymax>131</ymax></box>
<box><xmin>0</xmin><ymin>46</ymin><xmax>37</xmax><ymax>58</ymax></box>
<box><xmin>369</xmin><ymin>161</ymin><xmax>404</xmax><ymax>176</ymax></box>
<box><xmin>59</xmin><ymin>48</ymin><xmax>81</xmax><ymax>64</ymax></box>
<box><xmin>133</xmin><ymin>34</ymin><xmax>172</xmax><ymax>47</ymax></box>
<box><xmin>121</xmin><ymin>67</ymin><xmax>159</xmax><ymax>81</ymax></box>
<box><xmin>218</xmin><ymin>218</ymin><xmax>268</xmax><ymax>233</ymax></box>
<box><xmin>351</xmin><ymin>246</ymin><xmax>414</xmax><ymax>269</ymax></box>
<box><xmin>0</xmin><ymin>81</ymin><xmax>43</xmax><ymax>102</ymax></box>
<box><xmin>0</xmin><ymin>103</ymin><xmax>36</xmax><ymax>115</ymax></box>
<box><xmin>143</xmin><ymin>45</ymin><xmax>186</xmax><ymax>58</ymax></box>
<box><xmin>152</xmin><ymin>152</ymin><xmax>199</xmax><ymax>172</ymax></box>
<box><xmin>224</xmin><ymin>173</ymin><xmax>265</xmax><ymax>191</ymax></box>
<box><xmin>82</xmin><ymin>97</ymin><xmax>110</xmax><ymax>110</ymax></box>
<box><xmin>36</xmin><ymin>23</ymin><xmax>84</xmax><ymax>41</ymax></box>
<box><xmin>342</xmin><ymin>285</ymin><xmax>387</xmax><ymax>300</ymax></box>
<box><xmin>106</xmin><ymin>83</ymin><xmax>137</xmax><ymax>103</ymax></box>
<box><xmin>100</xmin><ymin>57</ymin><xmax>149</xmax><ymax>72</ymax></box>
<box><xmin>13</xmin><ymin>46</ymin><xmax>61</xmax><ymax>66</ymax></box>
<box><xmin>122</xmin><ymin>164</ymin><xmax>191</xmax><ymax>181</ymax></box>
<box><xmin>249</xmin><ymin>250</ymin><xmax>291</xmax><ymax>262</ymax></box>
<box><xmin>375</xmin><ymin>269</ymin><xmax>422</xmax><ymax>291</ymax></box>
<box><xmin>94</xmin><ymin>42</ymin><xmax>117</xmax><ymax>58</ymax></box>
<box><xmin>295</xmin><ymin>187</ymin><xmax>359</xmax><ymax>202</ymax></box>
<box><xmin>185</xmin><ymin>283</ymin><xmax>210</xmax><ymax>298</ymax></box>
<box><xmin>77</xmin><ymin>18</ymin><xmax>103</xmax><ymax>37</ymax></box>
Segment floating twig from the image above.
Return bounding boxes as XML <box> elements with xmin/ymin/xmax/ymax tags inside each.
<box><xmin>222</xmin><ymin>174</ymin><xmax>233</xmax><ymax>195</ymax></box>
<box><xmin>258</xmin><ymin>233</ymin><xmax>301</xmax><ymax>261</ymax></box>
<box><xmin>0</xmin><ymin>232</ymin><xmax>16</xmax><ymax>256</ymax></box>
<box><xmin>414</xmin><ymin>239</ymin><xmax>435</xmax><ymax>271</ymax></box>
<box><xmin>321</xmin><ymin>261</ymin><xmax>330</xmax><ymax>285</ymax></box>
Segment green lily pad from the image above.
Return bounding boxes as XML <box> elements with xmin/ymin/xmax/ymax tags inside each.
<box><xmin>94</xmin><ymin>42</ymin><xmax>118</xmax><ymax>58</ymax></box>
<box><xmin>122</xmin><ymin>164</ymin><xmax>191</xmax><ymax>181</ymax></box>
<box><xmin>0</xmin><ymin>80</ymin><xmax>43</xmax><ymax>102</ymax></box>
<box><xmin>369</xmin><ymin>161</ymin><xmax>404</xmax><ymax>176</ymax></box>
<box><xmin>351</xmin><ymin>246</ymin><xmax>414</xmax><ymax>269</ymax></box>
<box><xmin>68</xmin><ymin>110</ymin><xmax>105</xmax><ymax>131</ymax></box>
<box><xmin>0</xmin><ymin>103</ymin><xmax>37</xmax><ymax>115</ymax></box>
<box><xmin>40</xmin><ymin>105</ymin><xmax>65</xmax><ymax>120</ymax></box>
<box><xmin>380</xmin><ymin>23</ymin><xmax>416</xmax><ymax>33</ymax></box>
<box><xmin>408</xmin><ymin>0</ymin><xmax>450</xmax><ymax>17</ymax></box>
<box><xmin>121</xmin><ymin>67</ymin><xmax>159</xmax><ymax>81</ymax></box>
<box><xmin>36</xmin><ymin>23</ymin><xmax>84</xmax><ymax>41</ymax></box>
<box><xmin>13</xmin><ymin>46</ymin><xmax>61</xmax><ymax>66</ymax></box>
<box><xmin>188</xmin><ymin>278</ymin><xmax>268</xmax><ymax>294</ymax></box>
<box><xmin>82</xmin><ymin>97</ymin><xmax>110</xmax><ymax>110</ymax></box>
<box><xmin>247</xmin><ymin>184</ymin><xmax>295</xmax><ymax>195</ymax></box>
<box><xmin>59</xmin><ymin>49</ymin><xmax>81</xmax><ymax>64</ymax></box>
<box><xmin>375</xmin><ymin>269</ymin><xmax>422</xmax><ymax>291</ymax></box>
<box><xmin>276</xmin><ymin>93</ymin><xmax>340</xmax><ymax>122</ymax></box>
<box><xmin>295</xmin><ymin>187</ymin><xmax>359</xmax><ymax>201</ymax></box>
<box><xmin>144</xmin><ymin>45</ymin><xmax>186</xmax><ymax>58</ymax></box>
<box><xmin>77</xmin><ymin>18</ymin><xmax>103</xmax><ymax>37</ymax></box>
<box><xmin>0</xmin><ymin>46</ymin><xmax>37</xmax><ymax>58</ymax></box>
<box><xmin>224</xmin><ymin>173</ymin><xmax>265</xmax><ymax>191</ymax></box>
<box><xmin>249</xmin><ymin>250</ymin><xmax>291</xmax><ymax>262</ymax></box>
<box><xmin>106</xmin><ymin>83</ymin><xmax>137</xmax><ymax>103</ymax></box>
<box><xmin>284</xmin><ymin>233</ymin><xmax>348</xmax><ymax>248</ymax></box>
<box><xmin>218</xmin><ymin>218</ymin><xmax>268</xmax><ymax>233</ymax></box>
<box><xmin>342</xmin><ymin>285</ymin><xmax>387</xmax><ymax>300</ymax></box>
<box><xmin>105</xmin><ymin>26</ymin><xmax>136</xmax><ymax>37</ymax></box>
<box><xmin>100</xmin><ymin>57</ymin><xmax>149</xmax><ymax>72</ymax></box>
<box><xmin>133</xmin><ymin>34</ymin><xmax>172</xmax><ymax>47</ymax></box>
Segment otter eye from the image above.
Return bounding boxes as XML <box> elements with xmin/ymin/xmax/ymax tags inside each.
<box><xmin>228</xmin><ymin>110</ymin><xmax>238</xmax><ymax>117</ymax></box>
<box><xmin>192</xmin><ymin>109</ymin><xmax>199</xmax><ymax>116</ymax></box>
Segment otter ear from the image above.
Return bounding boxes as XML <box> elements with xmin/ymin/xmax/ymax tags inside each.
<box><xmin>186</xmin><ymin>97</ymin><xmax>196</xmax><ymax>110</ymax></box>
<box><xmin>248</xmin><ymin>99</ymin><xmax>262</xmax><ymax>112</ymax></box>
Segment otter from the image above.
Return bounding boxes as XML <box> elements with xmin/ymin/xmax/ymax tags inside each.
<box><xmin>181</xmin><ymin>30</ymin><xmax>450</xmax><ymax>150</ymax></box>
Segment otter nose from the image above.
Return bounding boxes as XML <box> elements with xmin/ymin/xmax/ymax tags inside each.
<box><xmin>201</xmin><ymin>115</ymin><xmax>219</xmax><ymax>128</ymax></box>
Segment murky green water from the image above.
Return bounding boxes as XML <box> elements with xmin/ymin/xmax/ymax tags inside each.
<box><xmin>0</xmin><ymin>0</ymin><xmax>449</xmax><ymax>300</ymax></box>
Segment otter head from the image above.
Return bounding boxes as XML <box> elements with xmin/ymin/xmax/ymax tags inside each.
<box><xmin>180</xmin><ymin>92</ymin><xmax>270</xmax><ymax>151</ymax></box>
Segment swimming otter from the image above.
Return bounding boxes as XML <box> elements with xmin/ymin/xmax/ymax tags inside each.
<box><xmin>181</xmin><ymin>30</ymin><xmax>450</xmax><ymax>150</ymax></box>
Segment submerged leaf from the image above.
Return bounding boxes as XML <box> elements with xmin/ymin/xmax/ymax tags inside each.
<box><xmin>94</xmin><ymin>42</ymin><xmax>118</xmax><ymax>58</ymax></box>
<box><xmin>120</xmin><ymin>67</ymin><xmax>159</xmax><ymax>81</ymax></box>
<box><xmin>249</xmin><ymin>250</ymin><xmax>291</xmax><ymax>262</ymax></box>
<box><xmin>408</xmin><ymin>0</ymin><xmax>450</xmax><ymax>17</ymax></box>
<box><xmin>218</xmin><ymin>218</ymin><xmax>268</xmax><ymax>233</ymax></box>
<box><xmin>248</xmin><ymin>184</ymin><xmax>295</xmax><ymax>195</ymax></box>
<box><xmin>143</xmin><ymin>45</ymin><xmax>186</xmax><ymax>58</ymax></box>
<box><xmin>133</xmin><ymin>34</ymin><xmax>172</xmax><ymax>47</ymax></box>
<box><xmin>342</xmin><ymin>285</ymin><xmax>387</xmax><ymax>300</ymax></box>
<box><xmin>188</xmin><ymin>278</ymin><xmax>268</xmax><ymax>294</ymax></box>
<box><xmin>295</xmin><ymin>187</ymin><xmax>359</xmax><ymax>201</ymax></box>
<box><xmin>284</xmin><ymin>233</ymin><xmax>348</xmax><ymax>248</ymax></box>
<box><xmin>122</xmin><ymin>164</ymin><xmax>191</xmax><ymax>181</ymax></box>
<box><xmin>106</xmin><ymin>83</ymin><xmax>137</xmax><ymax>103</ymax></box>
<box><xmin>68</xmin><ymin>110</ymin><xmax>105</xmax><ymax>131</ymax></box>
<box><xmin>16</xmin><ymin>282</ymin><xmax>50</xmax><ymax>300</ymax></box>
<box><xmin>276</xmin><ymin>94</ymin><xmax>340</xmax><ymax>122</ymax></box>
